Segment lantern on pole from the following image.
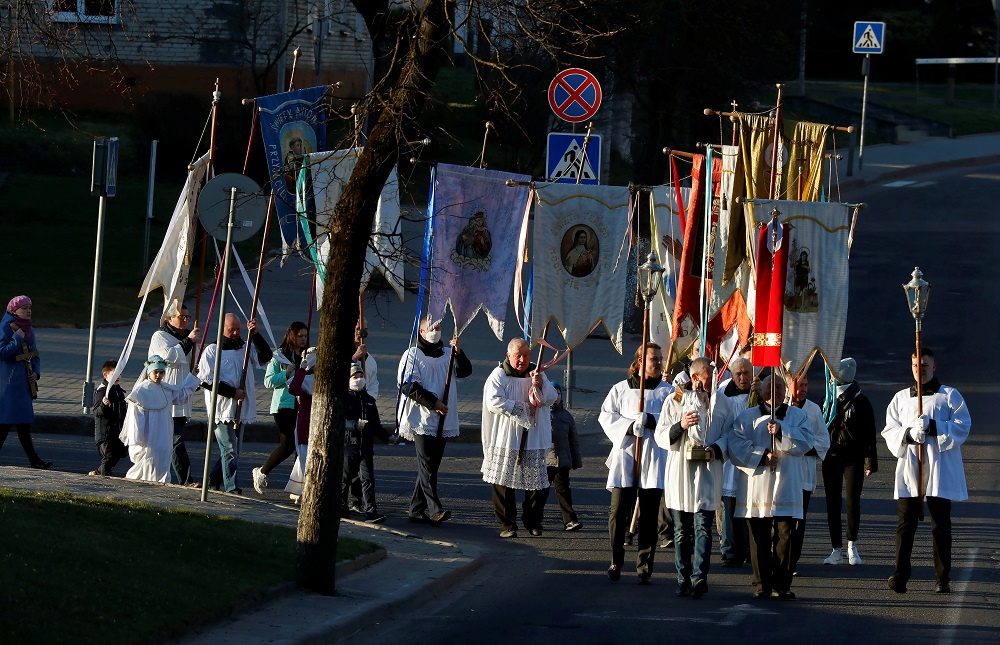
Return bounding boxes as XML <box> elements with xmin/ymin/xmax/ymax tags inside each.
<box><xmin>902</xmin><ymin>266</ymin><xmax>931</xmax><ymax>517</ymax></box>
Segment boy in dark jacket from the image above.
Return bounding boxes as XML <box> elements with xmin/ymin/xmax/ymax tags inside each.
<box><xmin>91</xmin><ymin>360</ymin><xmax>128</xmax><ymax>476</ymax></box>
<box><xmin>546</xmin><ymin>383</ymin><xmax>583</xmax><ymax>531</ymax></box>
<box><xmin>343</xmin><ymin>363</ymin><xmax>397</xmax><ymax>523</ymax></box>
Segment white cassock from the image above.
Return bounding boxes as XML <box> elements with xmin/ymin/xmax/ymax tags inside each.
<box><xmin>655</xmin><ymin>388</ymin><xmax>734</xmax><ymax>512</ymax></box>
<box><xmin>122</xmin><ymin>373</ymin><xmax>201</xmax><ymax>482</ymax></box>
<box><xmin>481</xmin><ymin>365</ymin><xmax>557</xmax><ymax>490</ymax></box>
<box><xmin>798</xmin><ymin>399</ymin><xmax>830</xmax><ymax>492</ymax></box>
<box><xmin>599</xmin><ymin>380</ymin><xmax>673</xmax><ymax>490</ymax></box>
<box><xmin>196</xmin><ymin>343</ymin><xmax>262</xmax><ymax>424</ymax></box>
<box><xmin>729</xmin><ymin>404</ymin><xmax>813</xmax><ymax>519</ymax></box>
<box><xmin>149</xmin><ymin>329</ymin><xmax>194</xmax><ymax>418</ymax></box>
<box><xmin>882</xmin><ymin>384</ymin><xmax>970</xmax><ymax>501</ymax></box>
<box><xmin>718</xmin><ymin>379</ymin><xmax>753</xmax><ymax>500</ymax></box>
<box><xmin>396</xmin><ymin>347</ymin><xmax>460</xmax><ymax>440</ymax></box>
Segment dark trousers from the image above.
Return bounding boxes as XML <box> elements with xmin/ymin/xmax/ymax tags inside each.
<box><xmin>721</xmin><ymin>495</ymin><xmax>749</xmax><ymax>562</ymax></box>
<box><xmin>823</xmin><ymin>452</ymin><xmax>865</xmax><ymax>548</ymax></box>
<box><xmin>789</xmin><ymin>490</ymin><xmax>812</xmax><ymax>571</ymax></box>
<box><xmin>748</xmin><ymin>516</ymin><xmax>794</xmax><ymax>594</ymax></box>
<box><xmin>491</xmin><ymin>483</ymin><xmax>547</xmax><ymax>531</ymax></box>
<box><xmin>96</xmin><ymin>438</ymin><xmax>128</xmax><ymax>476</ymax></box>
<box><xmin>170</xmin><ymin>417</ymin><xmax>194</xmax><ymax>485</ymax></box>
<box><xmin>262</xmin><ymin>408</ymin><xmax>298</xmax><ymax>475</ymax></box>
<box><xmin>0</xmin><ymin>423</ymin><xmax>43</xmax><ymax>465</ymax></box>
<box><xmin>609</xmin><ymin>487</ymin><xmax>661</xmax><ymax>575</ymax></box>
<box><xmin>410</xmin><ymin>434</ymin><xmax>448</xmax><ymax>517</ymax></box>
<box><xmin>547</xmin><ymin>466</ymin><xmax>578</xmax><ymax>525</ymax></box>
<box><xmin>342</xmin><ymin>445</ymin><xmax>377</xmax><ymax>514</ymax></box>
<box><xmin>658</xmin><ymin>495</ymin><xmax>675</xmax><ymax>541</ymax></box>
<box><xmin>894</xmin><ymin>496</ymin><xmax>952</xmax><ymax>584</ymax></box>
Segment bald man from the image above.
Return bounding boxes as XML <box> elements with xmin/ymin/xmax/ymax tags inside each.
<box><xmin>197</xmin><ymin>314</ymin><xmax>272</xmax><ymax>494</ymax></box>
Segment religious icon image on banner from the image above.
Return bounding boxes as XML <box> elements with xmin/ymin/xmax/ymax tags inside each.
<box><xmin>561</xmin><ymin>224</ymin><xmax>599</xmax><ymax>277</ymax></box>
<box><xmin>450</xmin><ymin>209</ymin><xmax>493</xmax><ymax>271</ymax></box>
<box><xmin>282</xmin><ymin>130</ymin><xmax>316</xmax><ymax>194</ymax></box>
<box><xmin>785</xmin><ymin>241</ymin><xmax>818</xmax><ymax>312</ymax></box>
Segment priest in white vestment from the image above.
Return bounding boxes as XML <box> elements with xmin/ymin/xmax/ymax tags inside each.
<box><xmin>122</xmin><ymin>356</ymin><xmax>201</xmax><ymax>483</ymax></box>
<box><xmin>481</xmin><ymin>338</ymin><xmax>557</xmax><ymax>538</ymax></box>
<box><xmin>729</xmin><ymin>375</ymin><xmax>812</xmax><ymax>600</ymax></box>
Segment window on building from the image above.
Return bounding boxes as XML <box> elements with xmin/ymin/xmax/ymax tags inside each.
<box><xmin>50</xmin><ymin>0</ymin><xmax>118</xmax><ymax>24</ymax></box>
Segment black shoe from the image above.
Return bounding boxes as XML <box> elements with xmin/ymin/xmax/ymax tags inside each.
<box><xmin>888</xmin><ymin>575</ymin><xmax>907</xmax><ymax>594</ymax></box>
<box><xmin>30</xmin><ymin>459</ymin><xmax>53</xmax><ymax>470</ymax></box>
<box><xmin>408</xmin><ymin>512</ymin><xmax>431</xmax><ymax>524</ymax></box>
<box><xmin>528</xmin><ymin>527</ymin><xmax>542</xmax><ymax>537</ymax></box>
<box><xmin>675</xmin><ymin>582</ymin><xmax>691</xmax><ymax>597</ymax></box>
<box><xmin>429</xmin><ymin>510</ymin><xmax>451</xmax><ymax>526</ymax></box>
<box><xmin>771</xmin><ymin>590</ymin><xmax>796</xmax><ymax>600</ymax></box>
<box><xmin>722</xmin><ymin>558</ymin><xmax>743</xmax><ymax>568</ymax></box>
<box><xmin>935</xmin><ymin>580</ymin><xmax>951</xmax><ymax>594</ymax></box>
<box><xmin>753</xmin><ymin>589</ymin><xmax>770</xmax><ymax>600</ymax></box>
<box><xmin>638</xmin><ymin>573</ymin><xmax>652</xmax><ymax>586</ymax></box>
<box><xmin>691</xmin><ymin>578</ymin><xmax>708</xmax><ymax>599</ymax></box>
<box><xmin>791</xmin><ymin>569</ymin><xmax>801</xmax><ymax>577</ymax></box>
<box><xmin>607</xmin><ymin>566</ymin><xmax>621</xmax><ymax>582</ymax></box>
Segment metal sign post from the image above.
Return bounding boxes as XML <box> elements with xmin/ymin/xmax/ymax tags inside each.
<box><xmin>852</xmin><ymin>21</ymin><xmax>885</xmax><ymax>172</ymax></box>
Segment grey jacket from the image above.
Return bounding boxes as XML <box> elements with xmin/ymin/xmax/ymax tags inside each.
<box><xmin>547</xmin><ymin>405</ymin><xmax>583</xmax><ymax>469</ymax></box>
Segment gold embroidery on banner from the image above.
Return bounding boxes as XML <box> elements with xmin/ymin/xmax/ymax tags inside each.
<box><xmin>753</xmin><ymin>332</ymin><xmax>782</xmax><ymax>347</ymax></box>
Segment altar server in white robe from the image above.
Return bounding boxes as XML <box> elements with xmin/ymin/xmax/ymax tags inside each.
<box><xmin>599</xmin><ymin>342</ymin><xmax>672</xmax><ymax>585</ymax></box>
<box><xmin>789</xmin><ymin>373</ymin><xmax>830</xmax><ymax>574</ymax></box>
<box><xmin>730</xmin><ymin>375</ymin><xmax>812</xmax><ymax>600</ymax></box>
<box><xmin>481</xmin><ymin>338</ymin><xmax>557</xmax><ymax>538</ymax></box>
<box><xmin>123</xmin><ymin>356</ymin><xmax>201</xmax><ymax>483</ymax></box>
<box><xmin>655</xmin><ymin>357</ymin><xmax>734</xmax><ymax>599</ymax></box>
<box><xmin>717</xmin><ymin>357</ymin><xmax>757</xmax><ymax>568</ymax></box>
<box><xmin>883</xmin><ymin>348</ymin><xmax>970</xmax><ymax>595</ymax></box>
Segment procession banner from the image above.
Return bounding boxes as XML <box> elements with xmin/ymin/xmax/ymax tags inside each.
<box><xmin>256</xmin><ymin>85</ymin><xmax>327</xmax><ymax>258</ymax></box>
<box><xmin>669</xmin><ymin>154</ymin><xmax>706</xmax><ymax>343</ymax></box>
<box><xmin>649</xmin><ymin>185</ymin><xmax>694</xmax><ymax>357</ymax></box>
<box><xmin>787</xmin><ymin>121</ymin><xmax>831</xmax><ymax>202</ymax></box>
<box><xmin>299</xmin><ymin>148</ymin><xmax>404</xmax><ymax>306</ymax></box>
<box><xmin>425</xmin><ymin>164</ymin><xmax>532</xmax><ymax>339</ymax></box>
<box><xmin>531</xmin><ymin>183</ymin><xmax>630</xmax><ymax>352</ymax></box>
<box><xmin>748</xmin><ymin>200</ymin><xmax>852</xmax><ymax>376</ymax></box>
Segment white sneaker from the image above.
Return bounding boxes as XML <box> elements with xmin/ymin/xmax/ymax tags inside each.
<box><xmin>847</xmin><ymin>542</ymin><xmax>862</xmax><ymax>566</ymax></box>
<box><xmin>252</xmin><ymin>467</ymin><xmax>268</xmax><ymax>494</ymax></box>
<box><xmin>823</xmin><ymin>548</ymin><xmax>844</xmax><ymax>565</ymax></box>
<box><xmin>289</xmin><ymin>494</ymin><xmax>300</xmax><ymax>505</ymax></box>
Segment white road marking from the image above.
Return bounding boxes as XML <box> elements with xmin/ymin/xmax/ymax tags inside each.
<box><xmin>938</xmin><ymin>547</ymin><xmax>977</xmax><ymax>645</ymax></box>
<box><xmin>883</xmin><ymin>181</ymin><xmax>917</xmax><ymax>187</ymax></box>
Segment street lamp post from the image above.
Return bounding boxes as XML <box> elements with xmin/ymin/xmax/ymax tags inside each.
<box><xmin>903</xmin><ymin>266</ymin><xmax>931</xmax><ymax>518</ymax></box>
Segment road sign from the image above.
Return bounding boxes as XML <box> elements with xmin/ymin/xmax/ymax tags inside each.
<box><xmin>547</xmin><ymin>132</ymin><xmax>601</xmax><ymax>185</ymax></box>
<box><xmin>853</xmin><ymin>21</ymin><xmax>885</xmax><ymax>55</ymax></box>
<box><xmin>548</xmin><ymin>68</ymin><xmax>602</xmax><ymax>123</ymax></box>
<box><xmin>91</xmin><ymin>136</ymin><xmax>119</xmax><ymax>197</ymax></box>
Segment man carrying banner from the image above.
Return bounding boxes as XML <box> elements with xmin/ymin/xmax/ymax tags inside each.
<box><xmin>655</xmin><ymin>357</ymin><xmax>733</xmax><ymax>598</ymax></box>
<box><xmin>730</xmin><ymin>375</ymin><xmax>812</xmax><ymax>600</ymax></box>
<box><xmin>481</xmin><ymin>338</ymin><xmax>558</xmax><ymax>538</ymax></box>
<box><xmin>397</xmin><ymin>317</ymin><xmax>472</xmax><ymax>525</ymax></box>
<box><xmin>883</xmin><ymin>348</ymin><xmax>970</xmax><ymax>594</ymax></box>
<box><xmin>599</xmin><ymin>343</ymin><xmax>671</xmax><ymax>584</ymax></box>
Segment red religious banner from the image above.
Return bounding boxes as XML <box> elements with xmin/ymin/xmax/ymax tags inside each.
<box><xmin>670</xmin><ymin>154</ymin><xmax>706</xmax><ymax>342</ymax></box>
<box><xmin>751</xmin><ymin>218</ymin><xmax>788</xmax><ymax>367</ymax></box>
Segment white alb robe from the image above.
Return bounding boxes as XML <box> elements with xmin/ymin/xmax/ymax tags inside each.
<box><xmin>655</xmin><ymin>388</ymin><xmax>734</xmax><ymax>512</ymax></box>
<box><xmin>882</xmin><ymin>384</ymin><xmax>970</xmax><ymax>501</ymax></box>
<box><xmin>719</xmin><ymin>379</ymin><xmax>753</xmax><ymax>498</ymax></box>
<box><xmin>729</xmin><ymin>404</ymin><xmax>813</xmax><ymax>519</ymax></box>
<box><xmin>196</xmin><ymin>342</ymin><xmax>262</xmax><ymax>424</ymax></box>
<box><xmin>798</xmin><ymin>398</ymin><xmax>830</xmax><ymax>492</ymax></box>
<box><xmin>149</xmin><ymin>329</ymin><xmax>194</xmax><ymax>418</ymax></box>
<box><xmin>480</xmin><ymin>365</ymin><xmax>557</xmax><ymax>490</ymax></box>
<box><xmin>396</xmin><ymin>347</ymin><xmax>461</xmax><ymax>439</ymax></box>
<box><xmin>122</xmin><ymin>373</ymin><xmax>201</xmax><ymax>483</ymax></box>
<box><xmin>599</xmin><ymin>380</ymin><xmax>672</xmax><ymax>490</ymax></box>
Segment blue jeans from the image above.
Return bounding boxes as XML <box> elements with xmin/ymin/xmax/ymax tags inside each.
<box><xmin>720</xmin><ymin>495</ymin><xmax>748</xmax><ymax>561</ymax></box>
<box><xmin>209</xmin><ymin>422</ymin><xmax>239</xmax><ymax>492</ymax></box>
<box><xmin>672</xmin><ymin>509</ymin><xmax>714</xmax><ymax>586</ymax></box>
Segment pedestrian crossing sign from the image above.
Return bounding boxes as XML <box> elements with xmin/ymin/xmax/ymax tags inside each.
<box><xmin>853</xmin><ymin>21</ymin><xmax>885</xmax><ymax>54</ymax></box>
<box><xmin>547</xmin><ymin>132</ymin><xmax>601</xmax><ymax>185</ymax></box>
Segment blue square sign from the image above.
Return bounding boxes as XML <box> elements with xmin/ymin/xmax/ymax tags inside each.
<box><xmin>853</xmin><ymin>21</ymin><xmax>885</xmax><ymax>55</ymax></box>
<box><xmin>546</xmin><ymin>132</ymin><xmax>601</xmax><ymax>185</ymax></box>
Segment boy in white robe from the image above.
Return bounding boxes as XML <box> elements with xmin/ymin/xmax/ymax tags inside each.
<box><xmin>122</xmin><ymin>356</ymin><xmax>201</xmax><ymax>483</ymax></box>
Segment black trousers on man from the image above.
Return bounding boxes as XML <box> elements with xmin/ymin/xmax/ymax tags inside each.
<box><xmin>492</xmin><ymin>483</ymin><xmax>547</xmax><ymax>532</ymax></box>
<box><xmin>609</xmin><ymin>487</ymin><xmax>661</xmax><ymax>576</ymax></box>
<box><xmin>822</xmin><ymin>451</ymin><xmax>865</xmax><ymax>548</ymax></box>
<box><xmin>894</xmin><ymin>496</ymin><xmax>952</xmax><ymax>584</ymax></box>
<box><xmin>409</xmin><ymin>434</ymin><xmax>448</xmax><ymax>518</ymax></box>
<box><xmin>748</xmin><ymin>516</ymin><xmax>794</xmax><ymax>594</ymax></box>
<box><xmin>547</xmin><ymin>466</ymin><xmax>578</xmax><ymax>525</ymax></box>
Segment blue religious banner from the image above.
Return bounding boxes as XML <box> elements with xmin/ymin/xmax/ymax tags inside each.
<box><xmin>256</xmin><ymin>85</ymin><xmax>327</xmax><ymax>257</ymax></box>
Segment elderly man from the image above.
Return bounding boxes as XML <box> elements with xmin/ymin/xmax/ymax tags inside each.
<box><xmin>481</xmin><ymin>338</ymin><xmax>558</xmax><ymax>538</ymax></box>
<box><xmin>718</xmin><ymin>356</ymin><xmax>756</xmax><ymax>567</ymax></box>
<box><xmin>655</xmin><ymin>357</ymin><xmax>733</xmax><ymax>599</ymax></box>
<box><xmin>883</xmin><ymin>348</ymin><xmax>970</xmax><ymax>594</ymax></box>
<box><xmin>599</xmin><ymin>343</ymin><xmax>672</xmax><ymax>585</ymax></box>
<box><xmin>788</xmin><ymin>373</ymin><xmax>830</xmax><ymax>575</ymax></box>
<box><xmin>730</xmin><ymin>375</ymin><xmax>812</xmax><ymax>600</ymax></box>
<box><xmin>197</xmin><ymin>314</ymin><xmax>272</xmax><ymax>494</ymax></box>
<box><xmin>149</xmin><ymin>304</ymin><xmax>200</xmax><ymax>485</ymax></box>
<box><xmin>397</xmin><ymin>316</ymin><xmax>472</xmax><ymax>525</ymax></box>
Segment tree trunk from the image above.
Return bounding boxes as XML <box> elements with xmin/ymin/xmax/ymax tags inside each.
<box><xmin>295</xmin><ymin>0</ymin><xmax>453</xmax><ymax>595</ymax></box>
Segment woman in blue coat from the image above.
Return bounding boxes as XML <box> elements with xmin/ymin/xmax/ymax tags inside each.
<box><xmin>0</xmin><ymin>295</ymin><xmax>52</xmax><ymax>468</ymax></box>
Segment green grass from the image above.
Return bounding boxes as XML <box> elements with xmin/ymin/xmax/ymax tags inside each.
<box><xmin>0</xmin><ymin>488</ymin><xmax>379</xmax><ymax>644</ymax></box>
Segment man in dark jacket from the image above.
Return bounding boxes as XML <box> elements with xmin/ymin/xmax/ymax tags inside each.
<box><xmin>822</xmin><ymin>357</ymin><xmax>878</xmax><ymax>566</ymax></box>
<box><xmin>344</xmin><ymin>363</ymin><xmax>396</xmax><ymax>523</ymax></box>
<box><xmin>91</xmin><ymin>360</ymin><xmax>128</xmax><ymax>476</ymax></box>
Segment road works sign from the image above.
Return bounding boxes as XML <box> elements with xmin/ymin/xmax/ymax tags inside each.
<box><xmin>853</xmin><ymin>21</ymin><xmax>885</xmax><ymax>54</ymax></box>
<box><xmin>547</xmin><ymin>132</ymin><xmax>601</xmax><ymax>184</ymax></box>
<box><xmin>547</xmin><ymin>68</ymin><xmax>602</xmax><ymax>123</ymax></box>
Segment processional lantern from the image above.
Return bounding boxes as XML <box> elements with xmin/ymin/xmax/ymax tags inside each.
<box><xmin>903</xmin><ymin>266</ymin><xmax>931</xmax><ymax>330</ymax></box>
<box><xmin>638</xmin><ymin>252</ymin><xmax>665</xmax><ymax>304</ymax></box>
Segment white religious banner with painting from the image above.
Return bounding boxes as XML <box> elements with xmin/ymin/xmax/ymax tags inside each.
<box><xmin>648</xmin><ymin>185</ymin><xmax>696</xmax><ymax>355</ymax></box>
<box><xmin>531</xmin><ymin>184</ymin><xmax>630</xmax><ymax>352</ymax></box>
<box><xmin>301</xmin><ymin>148</ymin><xmax>404</xmax><ymax>307</ymax></box>
<box><xmin>425</xmin><ymin>164</ymin><xmax>532</xmax><ymax>339</ymax></box>
<box><xmin>746</xmin><ymin>199</ymin><xmax>853</xmax><ymax>376</ymax></box>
